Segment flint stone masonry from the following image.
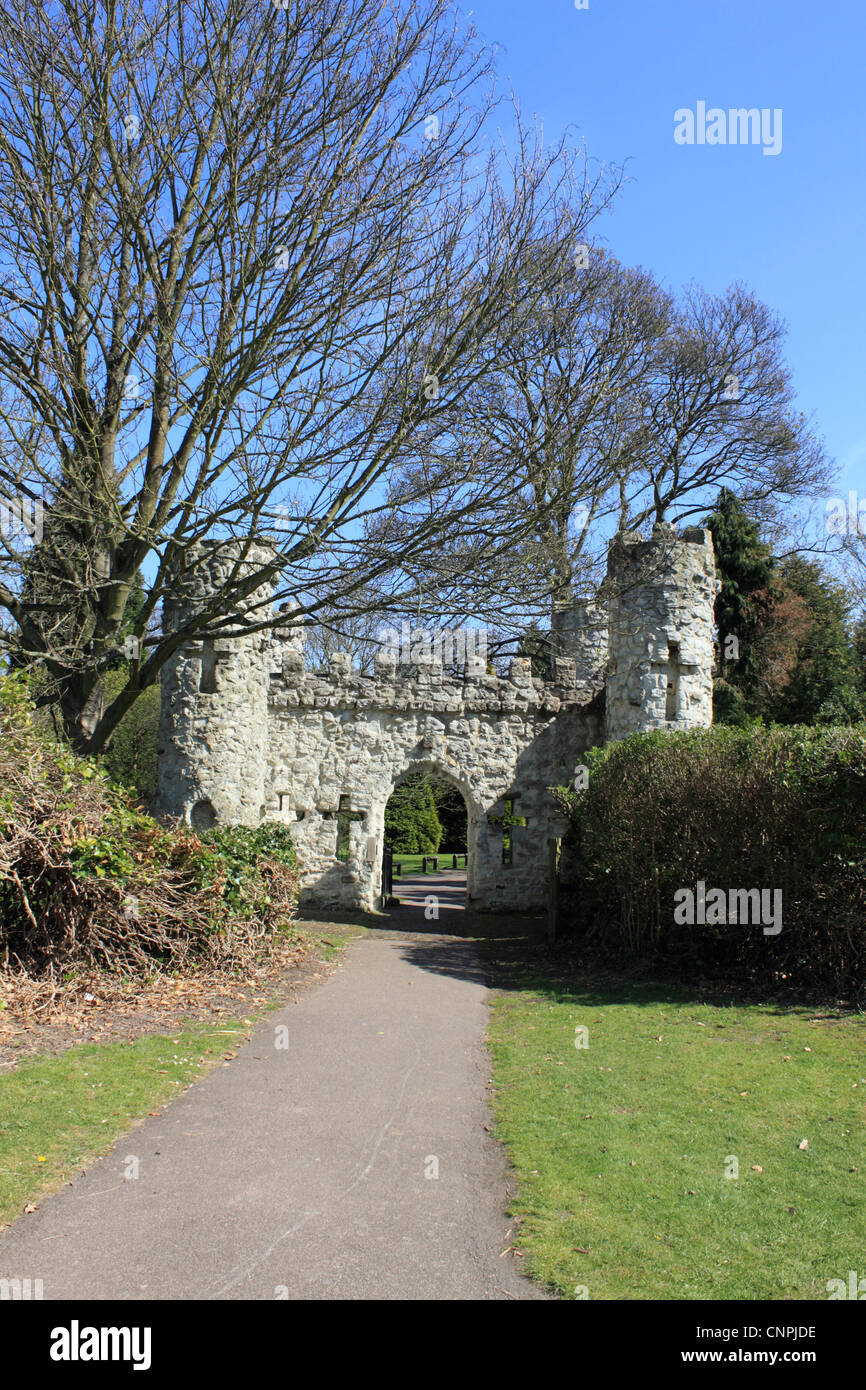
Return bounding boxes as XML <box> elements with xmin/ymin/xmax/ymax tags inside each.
<box><xmin>158</xmin><ymin>546</ymin><xmax>274</xmax><ymax>830</ymax></box>
<box><xmin>157</xmin><ymin>525</ymin><xmax>718</xmax><ymax>914</ymax></box>
<box><xmin>551</xmin><ymin>593</ymin><xmax>609</xmax><ymax>704</ymax></box>
<box><xmin>267</xmin><ymin>662</ymin><xmax>599</xmax><ymax>913</ymax></box>
<box><xmin>605</xmin><ymin>524</ymin><xmax>719</xmax><ymax>741</ymax></box>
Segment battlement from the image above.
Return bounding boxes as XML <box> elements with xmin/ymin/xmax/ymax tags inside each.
<box><xmin>607</xmin><ymin>521</ymin><xmax>714</xmax><ymax>577</ymax></box>
<box><xmin>270</xmin><ymin>649</ymin><xmax>585</xmax><ymax>716</ymax></box>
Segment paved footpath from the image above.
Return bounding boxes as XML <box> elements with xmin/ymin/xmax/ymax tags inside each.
<box><xmin>0</xmin><ymin>930</ymin><xmax>546</xmax><ymax>1300</ymax></box>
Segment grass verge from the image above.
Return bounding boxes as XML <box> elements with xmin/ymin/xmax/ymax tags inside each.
<box><xmin>0</xmin><ymin>1022</ymin><xmax>243</xmax><ymax>1229</ymax></box>
<box><xmin>391</xmin><ymin>852</ymin><xmax>466</xmax><ymax>875</ymax></box>
<box><xmin>483</xmin><ymin>942</ymin><xmax>866</xmax><ymax>1300</ymax></box>
<box><xmin>0</xmin><ymin>923</ymin><xmax>364</xmax><ymax>1230</ymax></box>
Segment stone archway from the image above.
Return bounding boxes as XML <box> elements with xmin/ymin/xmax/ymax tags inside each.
<box><xmin>158</xmin><ymin>527</ymin><xmax>718</xmax><ymax>917</ymax></box>
<box><xmin>380</xmin><ymin>760</ymin><xmax>475</xmax><ymax>908</ymax></box>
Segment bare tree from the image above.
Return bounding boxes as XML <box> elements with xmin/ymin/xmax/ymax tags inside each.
<box><xmin>475</xmin><ymin>245</ymin><xmax>666</xmax><ymax>614</ymax></box>
<box><xmin>0</xmin><ymin>0</ymin><xmax>600</xmax><ymax>751</ymax></box>
<box><xmin>300</xmin><ymin>596</ymin><xmax>386</xmax><ymax>673</ymax></box>
<box><xmin>398</xmin><ymin>266</ymin><xmax>833</xmax><ymax>640</ymax></box>
<box><xmin>356</xmin><ymin>236</ymin><xmax>650</xmax><ymax>641</ymax></box>
<box><xmin>625</xmin><ymin>282</ymin><xmax>832</xmax><ymax>528</ymax></box>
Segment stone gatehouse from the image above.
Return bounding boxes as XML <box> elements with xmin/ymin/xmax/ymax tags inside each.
<box><xmin>157</xmin><ymin>524</ymin><xmax>719</xmax><ymax>914</ymax></box>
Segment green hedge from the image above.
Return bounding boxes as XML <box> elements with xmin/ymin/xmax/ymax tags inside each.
<box><xmin>553</xmin><ymin>726</ymin><xmax>866</xmax><ymax>994</ymax></box>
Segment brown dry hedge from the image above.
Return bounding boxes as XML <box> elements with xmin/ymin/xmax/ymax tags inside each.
<box><xmin>0</xmin><ymin>673</ymin><xmax>299</xmax><ymax>979</ymax></box>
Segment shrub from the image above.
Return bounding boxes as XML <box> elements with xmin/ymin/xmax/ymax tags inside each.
<box><xmin>101</xmin><ymin>668</ymin><xmax>161</xmax><ymax>805</ymax></box>
<box><xmin>553</xmin><ymin>725</ymin><xmax>866</xmax><ymax>995</ymax></box>
<box><xmin>0</xmin><ymin>673</ymin><xmax>299</xmax><ymax>979</ymax></box>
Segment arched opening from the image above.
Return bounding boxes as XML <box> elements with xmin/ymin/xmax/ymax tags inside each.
<box><xmin>191</xmin><ymin>797</ymin><xmax>217</xmax><ymax>829</ymax></box>
<box><xmin>382</xmin><ymin>765</ymin><xmax>471</xmax><ymax>926</ymax></box>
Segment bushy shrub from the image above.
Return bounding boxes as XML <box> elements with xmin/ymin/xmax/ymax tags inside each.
<box><xmin>0</xmin><ymin>673</ymin><xmax>299</xmax><ymax>978</ymax></box>
<box><xmin>101</xmin><ymin>668</ymin><xmax>161</xmax><ymax>805</ymax></box>
<box><xmin>553</xmin><ymin>725</ymin><xmax>866</xmax><ymax>994</ymax></box>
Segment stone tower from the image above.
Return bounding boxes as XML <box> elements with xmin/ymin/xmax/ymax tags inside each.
<box><xmin>551</xmin><ymin>593</ymin><xmax>609</xmax><ymax>704</ymax></box>
<box><xmin>605</xmin><ymin>522</ymin><xmax>718</xmax><ymax>741</ymax></box>
<box><xmin>157</xmin><ymin>541</ymin><xmax>274</xmax><ymax>828</ymax></box>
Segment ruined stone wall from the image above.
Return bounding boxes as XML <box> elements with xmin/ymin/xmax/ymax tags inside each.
<box><xmin>551</xmin><ymin>594</ymin><xmax>609</xmax><ymax>704</ymax></box>
<box><xmin>156</xmin><ymin>526</ymin><xmax>718</xmax><ymax>915</ymax></box>
<box><xmin>605</xmin><ymin>523</ymin><xmax>719</xmax><ymax>741</ymax></box>
<box><xmin>266</xmin><ymin>650</ymin><xmax>601</xmax><ymax>913</ymax></box>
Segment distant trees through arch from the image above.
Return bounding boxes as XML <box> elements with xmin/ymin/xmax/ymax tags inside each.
<box><xmin>384</xmin><ymin>771</ymin><xmax>468</xmax><ymax>856</ymax></box>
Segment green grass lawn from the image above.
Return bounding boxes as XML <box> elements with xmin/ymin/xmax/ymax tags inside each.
<box><xmin>391</xmin><ymin>851</ymin><xmax>466</xmax><ymax>874</ymax></box>
<box><xmin>0</xmin><ymin>1022</ymin><xmax>247</xmax><ymax>1228</ymax></box>
<box><xmin>484</xmin><ymin>949</ymin><xmax>866</xmax><ymax>1301</ymax></box>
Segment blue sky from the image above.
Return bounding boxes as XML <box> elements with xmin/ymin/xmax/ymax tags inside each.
<box><xmin>466</xmin><ymin>0</ymin><xmax>866</xmax><ymax>499</ymax></box>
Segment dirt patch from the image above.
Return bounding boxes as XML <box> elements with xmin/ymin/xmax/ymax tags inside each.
<box><xmin>0</xmin><ymin>923</ymin><xmax>362</xmax><ymax>1071</ymax></box>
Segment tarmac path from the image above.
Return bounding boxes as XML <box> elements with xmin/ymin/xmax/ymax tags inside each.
<box><xmin>0</xmin><ymin>877</ymin><xmax>547</xmax><ymax>1300</ymax></box>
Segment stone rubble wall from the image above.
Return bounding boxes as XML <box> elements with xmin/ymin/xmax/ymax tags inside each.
<box><xmin>605</xmin><ymin>523</ymin><xmax>719</xmax><ymax>741</ymax></box>
<box><xmin>267</xmin><ymin>653</ymin><xmax>601</xmax><ymax>913</ymax></box>
<box><xmin>156</xmin><ymin>526</ymin><xmax>718</xmax><ymax>915</ymax></box>
<box><xmin>157</xmin><ymin>543</ymin><xmax>275</xmax><ymax>828</ymax></box>
<box><xmin>551</xmin><ymin>594</ymin><xmax>609</xmax><ymax>704</ymax></box>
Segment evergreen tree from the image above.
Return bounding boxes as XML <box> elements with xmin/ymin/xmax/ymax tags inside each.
<box><xmin>706</xmin><ymin>490</ymin><xmax>866</xmax><ymax>725</ymax></box>
<box><xmin>518</xmin><ymin>622</ymin><xmax>553</xmax><ymax>680</ymax></box>
<box><xmin>429</xmin><ymin>775</ymin><xmax>468</xmax><ymax>851</ymax></box>
<box><xmin>706</xmin><ymin>489</ymin><xmax>775</xmax><ymax>708</ymax></box>
<box><xmin>766</xmin><ymin>556</ymin><xmax>865</xmax><ymax>724</ymax></box>
<box><xmin>384</xmin><ymin>773</ymin><xmax>443</xmax><ymax>854</ymax></box>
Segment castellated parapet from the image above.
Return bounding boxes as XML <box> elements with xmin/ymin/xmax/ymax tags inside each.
<box><xmin>157</xmin><ymin>525</ymin><xmax>718</xmax><ymax>914</ymax></box>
